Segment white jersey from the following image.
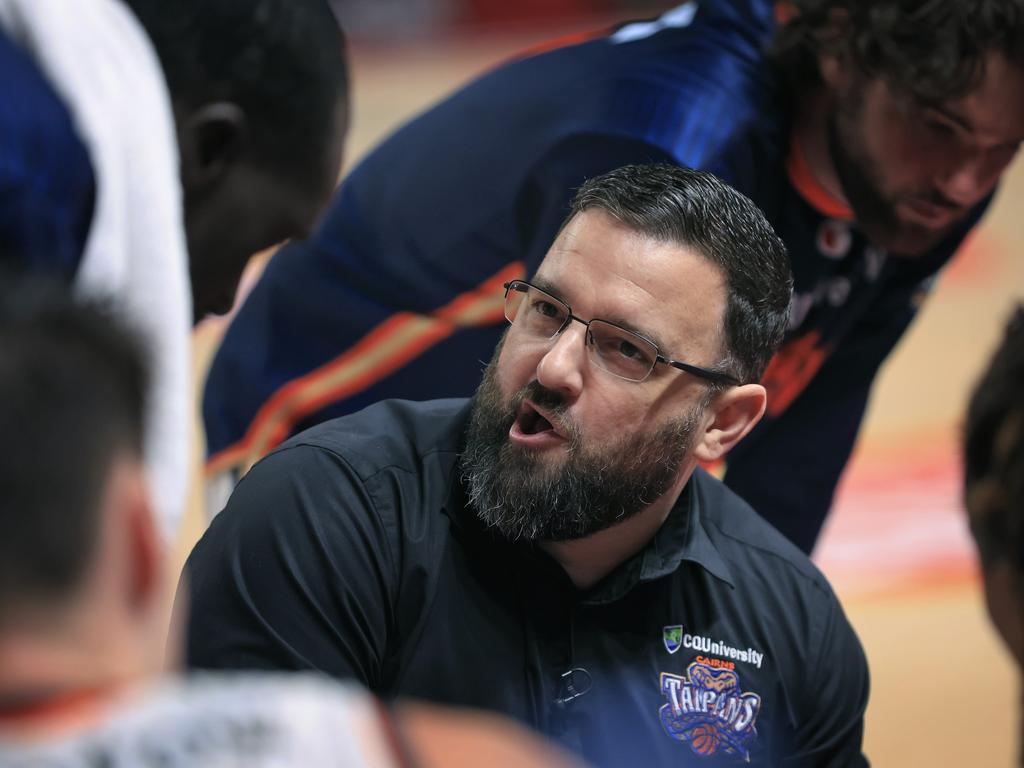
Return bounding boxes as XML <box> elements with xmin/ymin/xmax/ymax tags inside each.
<box><xmin>0</xmin><ymin>674</ymin><xmax>404</xmax><ymax>767</ymax></box>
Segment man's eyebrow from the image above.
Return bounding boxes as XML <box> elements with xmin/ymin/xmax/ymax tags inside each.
<box><xmin>530</xmin><ymin>276</ymin><xmax>563</xmax><ymax>300</ymax></box>
<box><xmin>602</xmin><ymin>314</ymin><xmax>671</xmax><ymax>353</ymax></box>
<box><xmin>930</xmin><ymin>103</ymin><xmax>1024</xmax><ymax>148</ymax></box>
<box><xmin>528</xmin><ymin>274</ymin><xmax>671</xmax><ymax>352</ymax></box>
<box><xmin>532</xmin><ymin>275</ymin><xmax>672</xmax><ymax>352</ymax></box>
<box><xmin>931</xmin><ymin>103</ymin><xmax>974</xmax><ymax>134</ymax></box>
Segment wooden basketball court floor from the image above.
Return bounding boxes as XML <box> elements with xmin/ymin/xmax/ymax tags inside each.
<box><xmin>184</xmin><ymin>27</ymin><xmax>1024</xmax><ymax>765</ymax></box>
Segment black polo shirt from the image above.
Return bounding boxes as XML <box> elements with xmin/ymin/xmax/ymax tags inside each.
<box><xmin>185</xmin><ymin>399</ymin><xmax>869</xmax><ymax>767</ymax></box>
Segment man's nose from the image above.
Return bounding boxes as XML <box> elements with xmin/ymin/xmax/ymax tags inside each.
<box><xmin>935</xmin><ymin>150</ymin><xmax>1002</xmax><ymax>208</ymax></box>
<box><xmin>536</xmin><ymin>322</ymin><xmax>587</xmax><ymax>397</ymax></box>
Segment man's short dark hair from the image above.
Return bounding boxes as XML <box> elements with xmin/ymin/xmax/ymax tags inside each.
<box><xmin>0</xmin><ymin>272</ymin><xmax>147</xmax><ymax>623</ymax></box>
<box><xmin>566</xmin><ymin>164</ymin><xmax>792</xmax><ymax>385</ymax></box>
<box><xmin>773</xmin><ymin>0</ymin><xmax>1024</xmax><ymax>103</ymax></box>
<box><xmin>964</xmin><ymin>306</ymin><xmax>1024</xmax><ymax>582</ymax></box>
<box><xmin>122</xmin><ymin>0</ymin><xmax>348</xmax><ymax>182</ymax></box>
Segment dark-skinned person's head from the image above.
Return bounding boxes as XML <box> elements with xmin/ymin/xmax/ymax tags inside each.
<box><xmin>122</xmin><ymin>0</ymin><xmax>349</xmax><ymax>321</ymax></box>
<box><xmin>462</xmin><ymin>164</ymin><xmax>792</xmax><ymax>543</ymax></box>
<box><xmin>774</xmin><ymin>0</ymin><xmax>1024</xmax><ymax>256</ymax></box>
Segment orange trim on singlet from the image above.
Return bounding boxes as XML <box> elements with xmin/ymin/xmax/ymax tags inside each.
<box><xmin>774</xmin><ymin>1</ymin><xmax>798</xmax><ymax>24</ymax></box>
<box><xmin>0</xmin><ymin>686</ymin><xmax>107</xmax><ymax>728</ymax></box>
<box><xmin>786</xmin><ymin>132</ymin><xmax>854</xmax><ymax>221</ymax></box>
<box><xmin>760</xmin><ymin>329</ymin><xmax>831</xmax><ymax>418</ymax></box>
<box><xmin>206</xmin><ymin>262</ymin><xmax>525</xmax><ymax>478</ymax></box>
<box><xmin>698</xmin><ymin>332</ymin><xmax>830</xmax><ymax>477</ymax></box>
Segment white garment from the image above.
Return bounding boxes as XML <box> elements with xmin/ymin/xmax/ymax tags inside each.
<box><xmin>0</xmin><ymin>674</ymin><xmax>401</xmax><ymax>767</ymax></box>
<box><xmin>0</xmin><ymin>0</ymin><xmax>192</xmax><ymax>543</ymax></box>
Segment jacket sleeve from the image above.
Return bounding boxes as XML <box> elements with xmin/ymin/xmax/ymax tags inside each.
<box><xmin>182</xmin><ymin>443</ymin><xmax>399</xmax><ymax>688</ymax></box>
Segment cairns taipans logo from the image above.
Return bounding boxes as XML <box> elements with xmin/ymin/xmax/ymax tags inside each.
<box><xmin>659</xmin><ymin>662</ymin><xmax>761</xmax><ymax>760</ymax></box>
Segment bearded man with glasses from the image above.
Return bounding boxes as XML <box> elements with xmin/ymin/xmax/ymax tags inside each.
<box><xmin>183</xmin><ymin>164</ymin><xmax>869</xmax><ymax>767</ymax></box>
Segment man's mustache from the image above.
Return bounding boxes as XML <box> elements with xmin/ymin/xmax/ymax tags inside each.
<box><xmin>515</xmin><ymin>379</ymin><xmax>567</xmax><ymax>412</ymax></box>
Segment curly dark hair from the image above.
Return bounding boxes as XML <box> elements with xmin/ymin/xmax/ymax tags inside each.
<box><xmin>773</xmin><ymin>0</ymin><xmax>1024</xmax><ymax>103</ymax></box>
<box><xmin>964</xmin><ymin>305</ymin><xmax>1024</xmax><ymax>584</ymax></box>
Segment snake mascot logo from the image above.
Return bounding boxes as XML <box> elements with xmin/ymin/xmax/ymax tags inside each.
<box><xmin>659</xmin><ymin>661</ymin><xmax>761</xmax><ymax>760</ymax></box>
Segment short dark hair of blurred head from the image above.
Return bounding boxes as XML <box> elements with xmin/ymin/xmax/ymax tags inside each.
<box><xmin>773</xmin><ymin>0</ymin><xmax>1024</xmax><ymax>103</ymax></box>
<box><xmin>121</xmin><ymin>0</ymin><xmax>350</xmax><ymax>321</ymax></box>
<box><xmin>0</xmin><ymin>270</ymin><xmax>147</xmax><ymax>627</ymax></box>
<box><xmin>964</xmin><ymin>305</ymin><xmax>1024</xmax><ymax>666</ymax></box>
<box><xmin>565</xmin><ymin>164</ymin><xmax>793</xmax><ymax>386</ymax></box>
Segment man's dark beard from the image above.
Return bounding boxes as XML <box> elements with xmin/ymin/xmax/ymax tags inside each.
<box><xmin>460</xmin><ymin>363</ymin><xmax>703</xmax><ymax>542</ymax></box>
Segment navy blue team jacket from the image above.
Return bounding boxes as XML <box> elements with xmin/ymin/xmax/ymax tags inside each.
<box><xmin>203</xmin><ymin>0</ymin><xmax>986</xmax><ymax>552</ymax></box>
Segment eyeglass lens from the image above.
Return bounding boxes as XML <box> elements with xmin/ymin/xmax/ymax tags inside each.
<box><xmin>504</xmin><ymin>282</ymin><xmax>659</xmax><ymax>381</ymax></box>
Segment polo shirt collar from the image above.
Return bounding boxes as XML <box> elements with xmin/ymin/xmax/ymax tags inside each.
<box><xmin>646</xmin><ymin>471</ymin><xmax>734</xmax><ymax>587</ymax></box>
<box><xmin>581</xmin><ymin>470</ymin><xmax>735</xmax><ymax>605</ymax></box>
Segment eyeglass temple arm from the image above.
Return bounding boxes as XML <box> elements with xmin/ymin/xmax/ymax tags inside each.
<box><xmin>658</xmin><ymin>355</ymin><xmax>740</xmax><ymax>386</ymax></box>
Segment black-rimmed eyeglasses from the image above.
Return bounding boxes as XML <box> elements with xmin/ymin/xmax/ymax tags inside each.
<box><xmin>502</xmin><ymin>280</ymin><xmax>739</xmax><ymax>385</ymax></box>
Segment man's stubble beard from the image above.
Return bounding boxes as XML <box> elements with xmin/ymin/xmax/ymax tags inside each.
<box><xmin>460</xmin><ymin>357</ymin><xmax>705</xmax><ymax>543</ymax></box>
<box><xmin>827</xmin><ymin>87</ymin><xmax>951</xmax><ymax>257</ymax></box>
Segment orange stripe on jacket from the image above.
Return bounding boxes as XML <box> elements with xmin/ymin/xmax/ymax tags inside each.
<box><xmin>207</xmin><ymin>262</ymin><xmax>524</xmax><ymax>478</ymax></box>
<box><xmin>513</xmin><ymin>27</ymin><xmax>608</xmax><ymax>60</ymax></box>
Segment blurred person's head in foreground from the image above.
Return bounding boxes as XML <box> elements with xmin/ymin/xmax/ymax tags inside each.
<box><xmin>965</xmin><ymin>305</ymin><xmax>1024</xmax><ymax>666</ymax></box>
<box><xmin>0</xmin><ymin>272</ymin><xmax>164</xmax><ymax>692</ymax></box>
<box><xmin>0</xmin><ymin>269</ymin><xmax>581</xmax><ymax>768</ymax></box>
<box><xmin>122</xmin><ymin>0</ymin><xmax>350</xmax><ymax>321</ymax></box>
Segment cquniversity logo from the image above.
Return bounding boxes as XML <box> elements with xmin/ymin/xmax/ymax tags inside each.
<box><xmin>659</xmin><ymin>662</ymin><xmax>761</xmax><ymax>760</ymax></box>
<box><xmin>663</xmin><ymin>625</ymin><xmax>684</xmax><ymax>654</ymax></box>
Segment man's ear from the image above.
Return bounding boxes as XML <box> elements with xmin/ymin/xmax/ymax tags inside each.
<box><xmin>818</xmin><ymin>51</ymin><xmax>853</xmax><ymax>93</ymax></box>
<box><xmin>692</xmin><ymin>384</ymin><xmax>767</xmax><ymax>464</ymax></box>
<box><xmin>177</xmin><ymin>102</ymin><xmax>247</xmax><ymax>192</ymax></box>
<box><xmin>123</xmin><ymin>468</ymin><xmax>161</xmax><ymax>615</ymax></box>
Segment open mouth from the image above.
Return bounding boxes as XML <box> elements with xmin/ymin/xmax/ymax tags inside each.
<box><xmin>516</xmin><ymin>403</ymin><xmax>555</xmax><ymax>435</ymax></box>
<box><xmin>511</xmin><ymin>399</ymin><xmax>570</xmax><ymax>445</ymax></box>
<box><xmin>901</xmin><ymin>197</ymin><xmax>961</xmax><ymax>228</ymax></box>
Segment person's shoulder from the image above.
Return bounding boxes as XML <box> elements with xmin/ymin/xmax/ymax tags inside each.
<box><xmin>274</xmin><ymin>397</ymin><xmax>470</xmax><ymax>482</ymax></box>
<box><xmin>176</xmin><ymin>673</ymin><xmax>392</xmax><ymax>765</ymax></box>
<box><xmin>602</xmin><ymin>0</ymin><xmax>775</xmax><ymax>48</ymax></box>
<box><xmin>0</xmin><ymin>673</ymin><xmax>385</xmax><ymax>767</ymax></box>
<box><xmin>475</xmin><ymin>0</ymin><xmax>777</xmax><ymax>96</ymax></box>
<box><xmin>692</xmin><ymin>469</ymin><xmax>835</xmax><ymax>599</ymax></box>
<box><xmin>172</xmin><ymin>669</ymin><xmax>367</xmax><ymax>702</ymax></box>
